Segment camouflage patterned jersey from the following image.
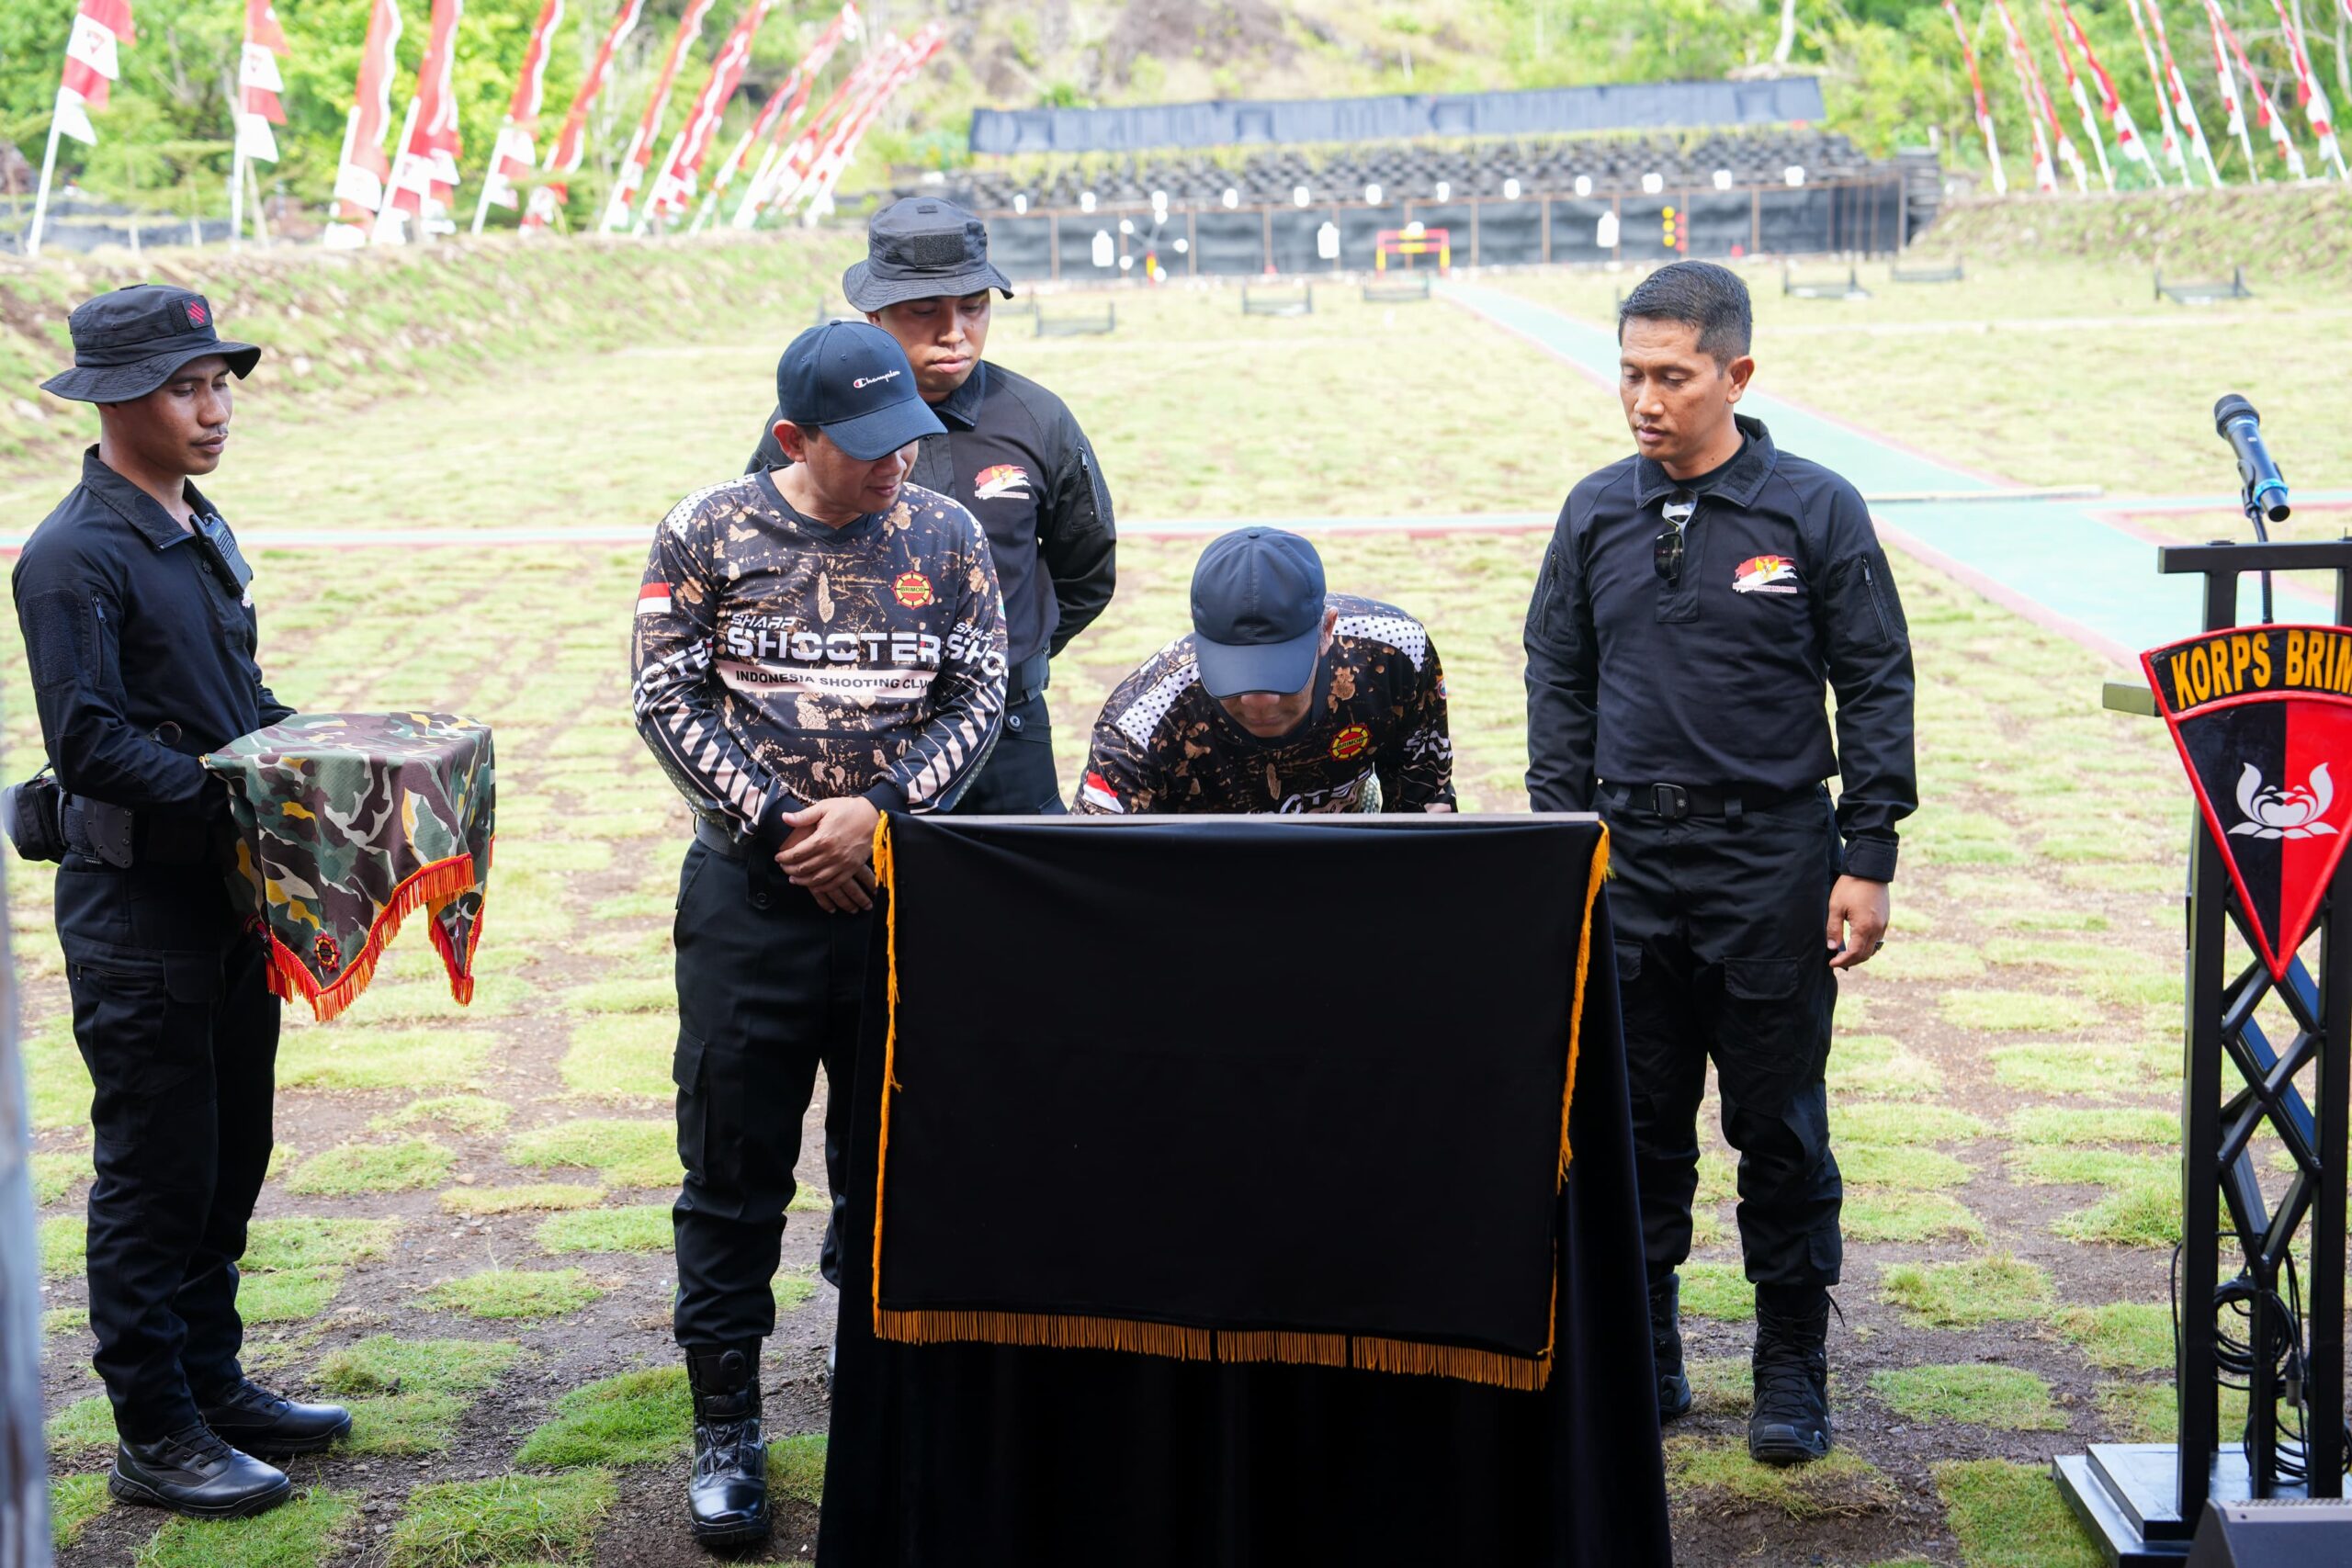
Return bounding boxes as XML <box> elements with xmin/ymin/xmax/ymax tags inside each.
<box><xmin>1076</xmin><ymin>592</ymin><xmax>1454</xmax><ymax>816</ymax></box>
<box><xmin>202</xmin><ymin>711</ymin><xmax>493</xmax><ymax>1022</ymax></box>
<box><xmin>631</xmin><ymin>470</ymin><xmax>1008</xmax><ymax>840</ymax></box>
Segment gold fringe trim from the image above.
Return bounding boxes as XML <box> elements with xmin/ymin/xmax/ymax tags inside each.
<box><xmin>260</xmin><ymin>839</ymin><xmax>493</xmax><ymax>1023</ymax></box>
<box><xmin>1215</xmin><ymin>1330</ymin><xmax>1349</xmax><ymax>1368</ymax></box>
<box><xmin>1559</xmin><ymin>828</ymin><xmax>1611</xmax><ymax>1181</ymax></box>
<box><xmin>871</xmin><ymin>1307</ymin><xmax>1554</xmax><ymax>1391</ymax></box>
<box><xmin>870</xmin><ymin>813</ymin><xmax>902</xmax><ymax>1325</ymax></box>
<box><xmin>877</xmin><ymin>1309</ymin><xmax>1216</xmax><ymax>1361</ymax></box>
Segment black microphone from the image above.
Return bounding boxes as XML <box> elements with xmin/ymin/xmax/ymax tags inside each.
<box><xmin>2215</xmin><ymin>393</ymin><xmax>2290</xmax><ymax>524</ymax></box>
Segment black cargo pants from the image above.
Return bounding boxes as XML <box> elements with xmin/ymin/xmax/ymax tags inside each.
<box><xmin>1600</xmin><ymin>785</ymin><xmax>1844</xmax><ymax>1292</ymax></box>
<box><xmin>949</xmin><ymin>656</ymin><xmax>1066</xmax><ymax>816</ymax></box>
<box><xmin>55</xmin><ymin>853</ymin><xmax>280</xmax><ymax>1441</ymax></box>
<box><xmin>670</xmin><ymin>837</ymin><xmax>868</xmax><ymax>1349</ymax></box>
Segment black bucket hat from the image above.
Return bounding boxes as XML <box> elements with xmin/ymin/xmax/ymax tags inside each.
<box><xmin>841</xmin><ymin>197</ymin><xmax>1014</xmax><ymax>312</ymax></box>
<box><xmin>41</xmin><ymin>284</ymin><xmax>262</xmax><ymax>405</ymax></box>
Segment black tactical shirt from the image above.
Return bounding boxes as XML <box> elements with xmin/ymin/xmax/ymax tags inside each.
<box><xmin>13</xmin><ymin>446</ymin><xmax>294</xmax><ymax>817</ymax></box>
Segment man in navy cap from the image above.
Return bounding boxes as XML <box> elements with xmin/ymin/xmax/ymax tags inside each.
<box><xmin>11</xmin><ymin>286</ymin><xmax>348</xmax><ymax>1518</ymax></box>
<box><xmin>635</xmin><ymin>319</ymin><xmax>1007</xmax><ymax>1549</ymax></box>
<box><xmin>749</xmin><ymin>195</ymin><xmax>1114</xmax><ymax>812</ymax></box>
<box><xmin>1075</xmin><ymin>528</ymin><xmax>1453</xmax><ymax>816</ymax></box>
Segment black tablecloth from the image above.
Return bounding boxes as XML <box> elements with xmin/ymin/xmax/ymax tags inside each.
<box><xmin>819</xmin><ymin>815</ymin><xmax>1671</xmax><ymax>1568</ymax></box>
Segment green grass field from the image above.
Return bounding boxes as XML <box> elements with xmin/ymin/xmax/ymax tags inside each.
<box><xmin>8</xmin><ymin>248</ymin><xmax>2344</xmax><ymax>1567</ymax></box>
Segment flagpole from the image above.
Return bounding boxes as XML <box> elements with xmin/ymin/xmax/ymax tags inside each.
<box><xmin>470</xmin><ymin>140</ymin><xmax>499</xmax><ymax>234</ymax></box>
<box><xmin>26</xmin><ymin>108</ymin><xmax>64</xmax><ymax>259</ymax></box>
<box><xmin>373</xmin><ymin>95</ymin><xmax>422</xmax><ymax>244</ymax></box>
<box><xmin>231</xmin><ymin>141</ymin><xmax>248</xmax><ymax>249</ymax></box>
<box><xmin>246</xmin><ymin>158</ymin><xmax>269</xmax><ymax>243</ymax></box>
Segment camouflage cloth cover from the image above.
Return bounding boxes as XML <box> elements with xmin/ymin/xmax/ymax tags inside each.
<box><xmin>202</xmin><ymin>712</ymin><xmax>494</xmax><ymax>1021</ymax></box>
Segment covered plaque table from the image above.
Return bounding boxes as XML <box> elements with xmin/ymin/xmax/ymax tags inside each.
<box><xmin>820</xmin><ymin>813</ymin><xmax>1669</xmax><ymax>1568</ymax></box>
<box><xmin>201</xmin><ymin>712</ymin><xmax>493</xmax><ymax>1021</ymax></box>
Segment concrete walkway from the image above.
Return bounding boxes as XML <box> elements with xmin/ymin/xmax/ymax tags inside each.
<box><xmin>1443</xmin><ymin>280</ymin><xmax>2348</xmax><ymax>665</ymax></box>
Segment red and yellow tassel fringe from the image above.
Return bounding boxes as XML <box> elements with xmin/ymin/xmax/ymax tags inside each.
<box><xmin>260</xmin><ymin>839</ymin><xmax>493</xmax><ymax>1023</ymax></box>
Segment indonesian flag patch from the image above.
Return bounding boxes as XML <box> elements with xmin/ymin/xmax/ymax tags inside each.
<box><xmin>974</xmin><ymin>464</ymin><xmax>1033</xmax><ymax>503</ymax></box>
<box><xmin>1080</xmin><ymin>770</ymin><xmax>1125</xmax><ymax>813</ymax></box>
<box><xmin>637</xmin><ymin>581</ymin><xmax>673</xmax><ymax>617</ymax></box>
<box><xmin>1733</xmin><ymin>555</ymin><xmax>1801</xmax><ymax>595</ymax></box>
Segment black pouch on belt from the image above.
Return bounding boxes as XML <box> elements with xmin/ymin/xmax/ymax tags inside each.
<box><xmin>1</xmin><ymin>770</ymin><xmax>66</xmax><ymax>863</ymax></box>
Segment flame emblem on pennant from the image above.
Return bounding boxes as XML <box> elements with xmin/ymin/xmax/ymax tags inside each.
<box><xmin>2230</xmin><ymin>762</ymin><xmax>2338</xmax><ymax>840</ymax></box>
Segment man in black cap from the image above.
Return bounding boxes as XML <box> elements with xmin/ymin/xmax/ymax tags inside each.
<box><xmin>635</xmin><ymin>319</ymin><xmax>1007</xmax><ymax>1549</ymax></box>
<box><xmin>1521</xmin><ymin>260</ymin><xmax>1915</xmax><ymax>1466</ymax></box>
<box><xmin>1075</xmin><ymin>527</ymin><xmax>1453</xmax><ymax>816</ymax></box>
<box><xmin>11</xmin><ymin>286</ymin><xmax>349</xmax><ymax>1519</ymax></box>
<box><xmin>748</xmin><ymin>195</ymin><xmax>1114</xmax><ymax>813</ymax></box>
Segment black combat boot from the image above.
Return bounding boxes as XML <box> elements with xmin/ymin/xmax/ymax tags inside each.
<box><xmin>1748</xmin><ymin>1284</ymin><xmax>1832</xmax><ymax>1464</ymax></box>
<box><xmin>110</xmin><ymin>1422</ymin><xmax>292</xmax><ymax>1518</ymax></box>
<box><xmin>197</xmin><ymin>1378</ymin><xmax>352</xmax><ymax>1457</ymax></box>
<box><xmin>1649</xmin><ymin>1273</ymin><xmax>1692</xmax><ymax>1421</ymax></box>
<box><xmin>686</xmin><ymin>1344</ymin><xmax>770</xmax><ymax>1548</ymax></box>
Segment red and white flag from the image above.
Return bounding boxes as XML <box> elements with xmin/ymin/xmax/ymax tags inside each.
<box><xmin>2127</xmin><ymin>0</ymin><xmax>2216</xmax><ymax>185</ymax></box>
<box><xmin>53</xmin><ymin>0</ymin><xmax>137</xmax><ymax>147</ymax></box>
<box><xmin>2208</xmin><ymin>0</ymin><xmax>2308</xmax><ymax>179</ymax></box>
<box><xmin>1941</xmin><ymin>0</ymin><xmax>2007</xmax><ymax>194</ymax></box>
<box><xmin>2043</xmin><ymin>0</ymin><xmax>2116</xmax><ymax>188</ymax></box>
<box><xmin>695</xmin><ymin>3</ymin><xmax>855</xmax><ymax>229</ymax></box>
<box><xmin>1992</xmin><ymin>0</ymin><xmax>2064</xmax><ymax>190</ymax></box>
<box><xmin>733</xmin><ymin>20</ymin><xmax>882</xmax><ymax>225</ymax></box>
<box><xmin>787</xmin><ymin>24</ymin><xmax>940</xmax><ymax>222</ymax></box>
<box><xmin>2267</xmin><ymin>0</ymin><xmax>2346</xmax><ymax>178</ymax></box>
<box><xmin>644</xmin><ymin>0</ymin><xmax>782</xmax><ymax>224</ymax></box>
<box><xmin>235</xmin><ymin>0</ymin><xmax>289</xmax><ymax>164</ymax></box>
<box><xmin>600</xmin><ymin>0</ymin><xmax>719</xmax><ymax>231</ymax></box>
<box><xmin>475</xmin><ymin>0</ymin><xmax>565</xmax><ymax>225</ymax></box>
<box><xmin>522</xmin><ymin>0</ymin><xmax>644</xmax><ymax>230</ymax></box>
<box><xmin>328</xmin><ymin>0</ymin><xmax>403</xmax><ymax>239</ymax></box>
<box><xmin>385</xmin><ymin>0</ymin><xmax>466</xmax><ymax>231</ymax></box>
<box><xmin>2059</xmin><ymin>0</ymin><xmax>2156</xmax><ymax>184</ymax></box>
<box><xmin>746</xmin><ymin>38</ymin><xmax>898</xmax><ymax>223</ymax></box>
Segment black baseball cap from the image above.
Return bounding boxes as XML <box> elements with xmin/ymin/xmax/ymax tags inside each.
<box><xmin>1191</xmin><ymin>528</ymin><xmax>1329</xmax><ymax>698</ymax></box>
<box><xmin>775</xmin><ymin>321</ymin><xmax>945</xmax><ymax>461</ymax></box>
<box><xmin>42</xmin><ymin>284</ymin><xmax>262</xmax><ymax>404</ymax></box>
<box><xmin>842</xmin><ymin>197</ymin><xmax>1013</xmax><ymax>312</ymax></box>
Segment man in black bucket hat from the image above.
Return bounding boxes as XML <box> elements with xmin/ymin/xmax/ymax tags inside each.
<box><xmin>748</xmin><ymin>196</ymin><xmax>1116</xmax><ymax>813</ymax></box>
<box><xmin>11</xmin><ymin>285</ymin><xmax>348</xmax><ymax>1519</ymax></box>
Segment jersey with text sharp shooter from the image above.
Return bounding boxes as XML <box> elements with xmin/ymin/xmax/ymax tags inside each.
<box><xmin>1076</xmin><ymin>593</ymin><xmax>1454</xmax><ymax>815</ymax></box>
<box><xmin>630</xmin><ymin>471</ymin><xmax>1008</xmax><ymax>834</ymax></box>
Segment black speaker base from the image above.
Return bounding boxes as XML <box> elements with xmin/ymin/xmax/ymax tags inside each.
<box><xmin>2055</xmin><ymin>1445</ymin><xmax>2319</xmax><ymax>1565</ymax></box>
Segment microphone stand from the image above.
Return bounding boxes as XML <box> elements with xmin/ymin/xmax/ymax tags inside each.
<box><xmin>2244</xmin><ymin>479</ymin><xmax>2275</xmax><ymax>622</ymax></box>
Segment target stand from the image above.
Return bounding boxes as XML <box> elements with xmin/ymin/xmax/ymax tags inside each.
<box><xmin>2058</xmin><ymin>539</ymin><xmax>2352</xmax><ymax>1562</ymax></box>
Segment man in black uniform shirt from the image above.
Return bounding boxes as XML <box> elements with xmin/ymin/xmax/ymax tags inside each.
<box><xmin>748</xmin><ymin>196</ymin><xmax>1114</xmax><ymax>813</ymax></box>
<box><xmin>1522</xmin><ymin>262</ymin><xmax>1916</xmax><ymax>1465</ymax></box>
<box><xmin>12</xmin><ymin>287</ymin><xmax>348</xmax><ymax>1518</ymax></box>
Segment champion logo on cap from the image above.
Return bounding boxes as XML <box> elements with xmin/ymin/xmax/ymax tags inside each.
<box><xmin>186</xmin><ymin>299</ymin><xmax>209</xmax><ymax>328</ymax></box>
<box><xmin>852</xmin><ymin>370</ymin><xmax>901</xmax><ymax>389</ymax></box>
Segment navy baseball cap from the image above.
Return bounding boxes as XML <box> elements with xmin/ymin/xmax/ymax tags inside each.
<box><xmin>775</xmin><ymin>321</ymin><xmax>944</xmax><ymax>461</ymax></box>
<box><xmin>1191</xmin><ymin>528</ymin><xmax>1329</xmax><ymax>698</ymax></box>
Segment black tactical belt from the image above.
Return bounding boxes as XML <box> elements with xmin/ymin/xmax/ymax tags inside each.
<box><xmin>1006</xmin><ymin>650</ymin><xmax>1052</xmax><ymax>710</ymax></box>
<box><xmin>694</xmin><ymin>818</ymin><xmax>752</xmax><ymax>861</ymax></box>
<box><xmin>62</xmin><ymin>795</ymin><xmax>216</xmax><ymax>867</ymax></box>
<box><xmin>1599</xmin><ymin>781</ymin><xmax>1820</xmax><ymax>823</ymax></box>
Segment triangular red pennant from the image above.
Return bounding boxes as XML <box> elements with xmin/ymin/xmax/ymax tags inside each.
<box><xmin>2146</xmin><ymin>625</ymin><xmax>2352</xmax><ymax>980</ymax></box>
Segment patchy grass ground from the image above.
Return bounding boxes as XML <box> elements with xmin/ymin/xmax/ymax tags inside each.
<box><xmin>7</xmin><ymin>260</ymin><xmax>2340</xmax><ymax>1566</ymax></box>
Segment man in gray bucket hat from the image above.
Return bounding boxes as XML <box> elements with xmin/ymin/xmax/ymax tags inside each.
<box><xmin>11</xmin><ymin>284</ymin><xmax>347</xmax><ymax>1520</ymax></box>
<box><xmin>747</xmin><ymin>196</ymin><xmax>1117</xmax><ymax>814</ymax></box>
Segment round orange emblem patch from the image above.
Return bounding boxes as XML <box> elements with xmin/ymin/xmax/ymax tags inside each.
<box><xmin>1329</xmin><ymin>724</ymin><xmax>1371</xmax><ymax>761</ymax></box>
<box><xmin>893</xmin><ymin>571</ymin><xmax>933</xmax><ymax>608</ymax></box>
